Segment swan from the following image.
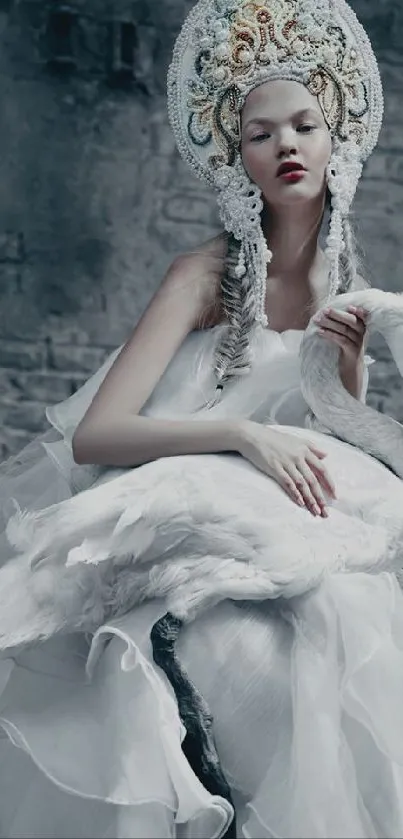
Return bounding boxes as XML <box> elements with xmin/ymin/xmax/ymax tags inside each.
<box><xmin>0</xmin><ymin>287</ymin><xmax>403</xmax><ymax>653</ymax></box>
<box><xmin>300</xmin><ymin>288</ymin><xmax>403</xmax><ymax>478</ymax></box>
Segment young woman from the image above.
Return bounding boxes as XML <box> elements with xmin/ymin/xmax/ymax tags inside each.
<box><xmin>0</xmin><ymin>1</ymin><xmax>403</xmax><ymax>837</ymax></box>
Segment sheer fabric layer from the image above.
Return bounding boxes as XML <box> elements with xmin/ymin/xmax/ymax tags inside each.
<box><xmin>1</xmin><ymin>574</ymin><xmax>403</xmax><ymax>837</ymax></box>
<box><xmin>0</xmin><ymin>324</ymin><xmax>400</xmax><ymax>838</ymax></box>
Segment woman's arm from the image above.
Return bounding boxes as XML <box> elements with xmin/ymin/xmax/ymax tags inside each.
<box><xmin>73</xmin><ymin>414</ymin><xmax>242</xmax><ymax>467</ymax></box>
<box><xmin>72</xmin><ymin>236</ymin><xmax>231</xmax><ymax>467</ymax></box>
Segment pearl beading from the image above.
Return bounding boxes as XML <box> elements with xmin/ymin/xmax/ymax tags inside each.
<box><xmin>213</xmin><ymin>155</ymin><xmax>272</xmax><ymax>326</ymax></box>
<box><xmin>167</xmin><ymin>0</ymin><xmax>384</xmax><ymax>185</ymax></box>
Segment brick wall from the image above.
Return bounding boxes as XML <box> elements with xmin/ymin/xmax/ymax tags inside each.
<box><xmin>0</xmin><ymin>0</ymin><xmax>402</xmax><ymax>460</ymax></box>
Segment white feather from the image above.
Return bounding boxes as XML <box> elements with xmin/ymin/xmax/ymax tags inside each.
<box><xmin>0</xmin><ymin>290</ymin><xmax>402</xmax><ymax>650</ymax></box>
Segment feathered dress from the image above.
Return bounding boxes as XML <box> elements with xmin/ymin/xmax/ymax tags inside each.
<box><xmin>0</xmin><ymin>317</ymin><xmax>403</xmax><ymax>839</ymax></box>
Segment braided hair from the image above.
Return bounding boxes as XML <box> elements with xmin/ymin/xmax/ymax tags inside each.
<box><xmin>209</xmin><ymin>190</ymin><xmax>367</xmax><ymax>398</ymax></box>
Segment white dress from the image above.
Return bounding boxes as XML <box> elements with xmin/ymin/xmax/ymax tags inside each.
<box><xmin>0</xmin><ymin>322</ymin><xmax>403</xmax><ymax>839</ymax></box>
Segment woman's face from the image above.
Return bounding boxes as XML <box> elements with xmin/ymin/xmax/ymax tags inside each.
<box><xmin>240</xmin><ymin>80</ymin><xmax>332</xmax><ymax>209</ymax></box>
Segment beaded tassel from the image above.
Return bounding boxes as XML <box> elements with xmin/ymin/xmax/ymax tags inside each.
<box><xmin>325</xmin><ymin>204</ymin><xmax>344</xmax><ymax>301</ymax></box>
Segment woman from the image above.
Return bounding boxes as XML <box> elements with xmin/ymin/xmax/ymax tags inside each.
<box><xmin>1</xmin><ymin>0</ymin><xmax>403</xmax><ymax>837</ymax></box>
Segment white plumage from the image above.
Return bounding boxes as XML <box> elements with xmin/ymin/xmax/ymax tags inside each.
<box><xmin>0</xmin><ymin>289</ymin><xmax>403</xmax><ymax>654</ymax></box>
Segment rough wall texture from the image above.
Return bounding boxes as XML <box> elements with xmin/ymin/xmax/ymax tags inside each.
<box><xmin>0</xmin><ymin>0</ymin><xmax>402</xmax><ymax>460</ymax></box>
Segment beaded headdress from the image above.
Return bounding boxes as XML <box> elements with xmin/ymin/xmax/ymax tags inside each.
<box><xmin>167</xmin><ymin>0</ymin><xmax>384</xmax><ymax>329</ymax></box>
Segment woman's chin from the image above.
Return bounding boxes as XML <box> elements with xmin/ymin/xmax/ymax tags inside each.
<box><xmin>265</xmin><ymin>184</ymin><xmax>323</xmax><ymax>208</ymax></box>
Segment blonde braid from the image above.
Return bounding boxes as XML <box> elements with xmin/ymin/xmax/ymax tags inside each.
<box><xmin>205</xmin><ymin>234</ymin><xmax>257</xmax><ymax>406</ymax></box>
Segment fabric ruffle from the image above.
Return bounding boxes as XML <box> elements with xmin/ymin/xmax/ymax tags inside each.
<box><xmin>0</xmin><ymin>600</ymin><xmax>233</xmax><ymax>838</ymax></box>
<box><xmin>1</xmin><ymin>572</ymin><xmax>403</xmax><ymax>837</ymax></box>
<box><xmin>177</xmin><ymin>572</ymin><xmax>403</xmax><ymax>838</ymax></box>
<box><xmin>1</xmin><ymin>319</ymin><xmax>399</xmax><ymax>839</ymax></box>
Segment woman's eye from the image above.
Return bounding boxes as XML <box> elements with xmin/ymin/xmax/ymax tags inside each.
<box><xmin>297</xmin><ymin>124</ymin><xmax>316</xmax><ymax>133</ymax></box>
<box><xmin>250</xmin><ymin>133</ymin><xmax>270</xmax><ymax>142</ymax></box>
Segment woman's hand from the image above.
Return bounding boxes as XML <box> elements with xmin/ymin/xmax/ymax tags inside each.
<box><xmin>236</xmin><ymin>422</ymin><xmax>336</xmax><ymax>517</ymax></box>
<box><xmin>313</xmin><ymin>305</ymin><xmax>368</xmax><ymax>398</ymax></box>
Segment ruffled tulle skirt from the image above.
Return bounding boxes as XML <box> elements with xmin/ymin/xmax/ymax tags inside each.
<box><xmin>1</xmin><ymin>572</ymin><xmax>403</xmax><ymax>838</ymax></box>
<box><xmin>1</xmin><ymin>432</ymin><xmax>403</xmax><ymax>838</ymax></box>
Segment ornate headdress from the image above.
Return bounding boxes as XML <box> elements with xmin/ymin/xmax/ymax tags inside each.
<box><xmin>167</xmin><ymin>0</ymin><xmax>384</xmax><ymax>400</ymax></box>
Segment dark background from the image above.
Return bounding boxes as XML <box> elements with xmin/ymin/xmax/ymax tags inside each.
<box><xmin>0</xmin><ymin>0</ymin><xmax>402</xmax><ymax>460</ymax></box>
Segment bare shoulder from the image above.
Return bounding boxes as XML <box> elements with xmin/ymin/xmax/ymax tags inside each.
<box><xmin>189</xmin><ymin>231</ymin><xmax>228</xmax><ymax>259</ymax></box>
<box><xmin>171</xmin><ymin>231</ymin><xmax>228</xmax><ymax>329</ymax></box>
<box><xmin>73</xmin><ymin>233</ymin><xmax>227</xmax><ymax>437</ymax></box>
<box><xmin>173</xmin><ymin>231</ymin><xmax>227</xmax><ymax>283</ymax></box>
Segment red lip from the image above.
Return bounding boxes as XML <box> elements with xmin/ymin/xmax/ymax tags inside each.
<box><xmin>276</xmin><ymin>162</ymin><xmax>306</xmax><ymax>177</ymax></box>
<box><xmin>279</xmin><ymin>170</ymin><xmax>306</xmax><ymax>182</ymax></box>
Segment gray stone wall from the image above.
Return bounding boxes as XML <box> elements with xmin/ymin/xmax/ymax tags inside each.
<box><xmin>0</xmin><ymin>0</ymin><xmax>402</xmax><ymax>460</ymax></box>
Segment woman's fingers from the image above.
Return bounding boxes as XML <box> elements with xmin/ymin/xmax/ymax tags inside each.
<box><xmin>297</xmin><ymin>461</ymin><xmax>329</xmax><ymax>515</ymax></box>
<box><xmin>277</xmin><ymin>468</ymin><xmax>305</xmax><ymax>508</ymax></box>
<box><xmin>287</xmin><ymin>463</ymin><xmax>328</xmax><ymax>517</ymax></box>
<box><xmin>315</xmin><ymin>308</ymin><xmax>356</xmax><ymax>328</ymax></box>
<box><xmin>314</xmin><ymin>307</ymin><xmax>367</xmax><ymax>347</ymax></box>
<box><xmin>317</xmin><ymin>316</ymin><xmax>360</xmax><ymax>344</ymax></box>
<box><xmin>347</xmin><ymin>305</ymin><xmax>368</xmax><ymax>325</ymax></box>
<box><xmin>318</xmin><ymin>329</ymin><xmax>358</xmax><ymax>352</ymax></box>
<box><xmin>306</xmin><ymin>444</ymin><xmax>337</xmax><ymax>498</ymax></box>
<box><xmin>275</xmin><ymin>463</ymin><xmax>322</xmax><ymax>514</ymax></box>
<box><xmin>308</xmin><ymin>445</ymin><xmax>328</xmax><ymax>460</ymax></box>
<box><xmin>306</xmin><ymin>454</ymin><xmax>337</xmax><ymax>499</ymax></box>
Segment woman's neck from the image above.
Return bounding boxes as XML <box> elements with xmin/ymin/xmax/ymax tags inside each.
<box><xmin>262</xmin><ymin>195</ymin><xmax>325</xmax><ymax>285</ymax></box>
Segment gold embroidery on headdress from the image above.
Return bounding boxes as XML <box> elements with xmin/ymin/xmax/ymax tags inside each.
<box><xmin>184</xmin><ymin>0</ymin><xmax>372</xmax><ymax>172</ymax></box>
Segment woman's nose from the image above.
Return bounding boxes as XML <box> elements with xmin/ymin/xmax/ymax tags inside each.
<box><xmin>277</xmin><ymin>134</ymin><xmax>298</xmax><ymax>157</ymax></box>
